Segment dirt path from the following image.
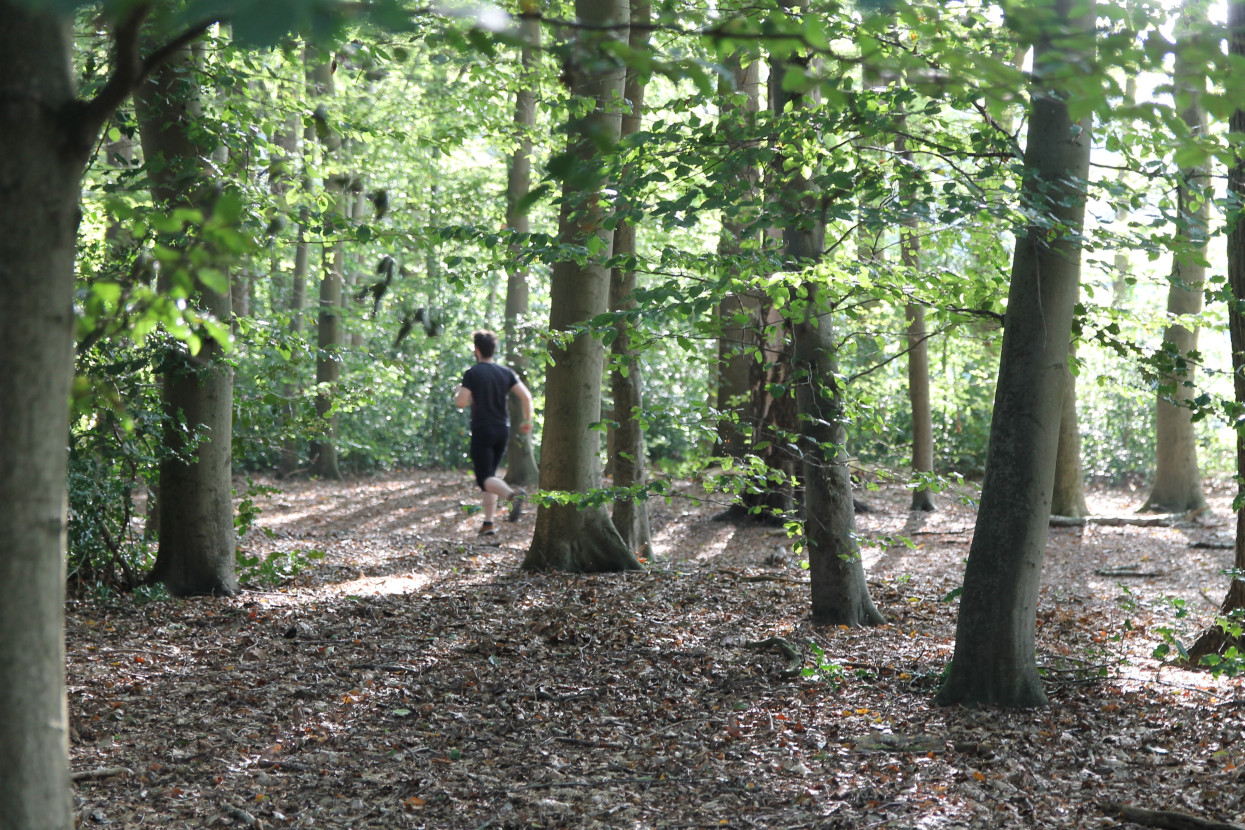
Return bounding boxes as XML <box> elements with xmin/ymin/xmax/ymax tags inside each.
<box><xmin>67</xmin><ymin>471</ymin><xmax>1245</xmax><ymax>829</ymax></box>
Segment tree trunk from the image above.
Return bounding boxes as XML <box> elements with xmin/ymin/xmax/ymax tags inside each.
<box><xmin>310</xmin><ymin>174</ymin><xmax>346</xmax><ymax>480</ymax></box>
<box><xmin>136</xmin><ymin>46</ymin><xmax>239</xmax><ymax>598</ymax></box>
<box><xmin>714</xmin><ymin>49</ymin><xmax>800</xmax><ymax>521</ymax></box>
<box><xmin>1112</xmin><ymin>77</ymin><xmax>1138</xmax><ymax>307</ymax></box>
<box><xmin>714</xmin><ymin>51</ymin><xmax>764</xmax><ymax>460</ymax></box>
<box><xmin>1189</xmin><ymin>0</ymin><xmax>1245</xmax><ymax>665</ymax></box>
<box><xmin>0</xmin><ymin>8</ymin><xmax>79</xmax><ymax>826</ymax></box>
<box><xmin>524</xmin><ymin>0</ymin><xmax>642</xmax><ymax>573</ymax></box>
<box><xmin>1144</xmin><ymin>6</ymin><xmax>1209</xmax><ymax>514</ymax></box>
<box><xmin>277</xmin><ymin>107</ymin><xmax>306</xmax><ymax>478</ymax></box>
<box><xmin>1052</xmin><ymin>336</ymin><xmax>1089</xmax><ymax>518</ymax></box>
<box><xmin>795</xmin><ymin>287</ymin><xmax>885</xmax><ymax>626</ymax></box>
<box><xmin>503</xmin><ymin>13</ymin><xmax>541</xmax><ymax>488</ymax></box>
<box><xmin>771</xmin><ymin>0</ymin><xmax>882</xmax><ymax>626</ymax></box>
<box><xmin>936</xmin><ymin>0</ymin><xmax>1094</xmax><ymax>708</ymax></box>
<box><xmin>897</xmin><ymin>132</ymin><xmax>935</xmax><ymax>512</ymax></box>
<box><xmin>308</xmin><ymin>56</ymin><xmax>343</xmax><ymax>479</ymax></box>
<box><xmin>609</xmin><ymin>0</ymin><xmax>654</xmax><ymax>558</ymax></box>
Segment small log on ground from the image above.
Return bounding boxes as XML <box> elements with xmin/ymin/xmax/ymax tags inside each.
<box><xmin>1051</xmin><ymin>514</ymin><xmax>1184</xmax><ymax>528</ymax></box>
<box><xmin>1101</xmin><ymin>801</ymin><xmax>1245</xmax><ymax>830</ymax></box>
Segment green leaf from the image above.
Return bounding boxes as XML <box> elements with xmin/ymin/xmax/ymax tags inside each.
<box><xmin>198</xmin><ymin>268</ymin><xmax>229</xmax><ymax>296</ymax></box>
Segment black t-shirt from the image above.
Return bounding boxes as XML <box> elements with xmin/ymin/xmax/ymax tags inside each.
<box><xmin>462</xmin><ymin>361</ymin><xmax>519</xmax><ymax>430</ymax></box>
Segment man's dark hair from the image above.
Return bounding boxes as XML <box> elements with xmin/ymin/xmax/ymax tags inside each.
<box><xmin>473</xmin><ymin>329</ymin><xmax>498</xmax><ymax>358</ymax></box>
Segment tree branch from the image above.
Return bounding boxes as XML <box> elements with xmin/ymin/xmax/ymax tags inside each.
<box><xmin>70</xmin><ymin>7</ymin><xmax>219</xmax><ymax>148</ymax></box>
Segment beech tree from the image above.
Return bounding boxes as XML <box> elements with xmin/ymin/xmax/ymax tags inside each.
<box><xmin>608</xmin><ymin>0</ymin><xmax>655</xmax><ymax>558</ymax></box>
<box><xmin>937</xmin><ymin>0</ymin><xmax>1095</xmax><ymax>708</ymax></box>
<box><xmin>502</xmin><ymin>13</ymin><xmax>542</xmax><ymax>488</ymax></box>
<box><xmin>135</xmin><ymin>42</ymin><xmax>239</xmax><ymax>597</ymax></box>
<box><xmin>1143</xmin><ymin>0</ymin><xmax>1210</xmax><ymax>514</ymax></box>
<box><xmin>1189</xmin><ymin>0</ymin><xmax>1245</xmax><ymax>665</ymax></box>
<box><xmin>769</xmin><ymin>1</ymin><xmax>883</xmax><ymax>626</ymax></box>
<box><xmin>523</xmin><ymin>0</ymin><xmax>642</xmax><ymax>573</ymax></box>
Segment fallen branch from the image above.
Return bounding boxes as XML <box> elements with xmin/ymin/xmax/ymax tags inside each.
<box><xmin>1051</xmin><ymin>514</ymin><xmax>1184</xmax><ymax>528</ymax></box>
<box><xmin>1101</xmin><ymin>801</ymin><xmax>1245</xmax><ymax>830</ymax></box>
<box><xmin>71</xmin><ymin>767</ymin><xmax>133</xmax><ymax>782</ymax></box>
<box><xmin>1094</xmin><ymin>565</ymin><xmax>1165</xmax><ymax>578</ymax></box>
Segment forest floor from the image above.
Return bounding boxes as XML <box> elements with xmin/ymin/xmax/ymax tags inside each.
<box><xmin>67</xmin><ymin>469</ymin><xmax>1245</xmax><ymax>829</ymax></box>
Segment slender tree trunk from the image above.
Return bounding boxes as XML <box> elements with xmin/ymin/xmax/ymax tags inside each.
<box><xmin>609</xmin><ymin>0</ymin><xmax>654</xmax><ymax>557</ymax></box>
<box><xmin>716</xmin><ymin>48</ymin><xmax>799</xmax><ymax>520</ymax></box>
<box><xmin>136</xmin><ymin>45</ymin><xmax>238</xmax><ymax>597</ymax></box>
<box><xmin>937</xmin><ymin>0</ymin><xmax>1095</xmax><ymax>708</ymax></box>
<box><xmin>1051</xmin><ymin>336</ymin><xmax>1089</xmax><ymax>517</ymax></box>
<box><xmin>1189</xmin><ymin>0</ymin><xmax>1245</xmax><ymax>665</ymax></box>
<box><xmin>311</xmin><ymin>175</ymin><xmax>346</xmax><ymax>479</ymax></box>
<box><xmin>1144</xmin><ymin>3</ymin><xmax>1209</xmax><ymax>513</ymax></box>
<box><xmin>503</xmin><ymin>13</ymin><xmax>541</xmax><ymax>487</ymax></box>
<box><xmin>0</xmin><ymin>8</ymin><xmax>80</xmax><ymax>826</ymax></box>
<box><xmin>524</xmin><ymin>0</ymin><xmax>641</xmax><ymax>573</ymax></box>
<box><xmin>715</xmin><ymin>51</ymin><xmax>763</xmax><ymax>460</ymax></box>
<box><xmin>896</xmin><ymin>131</ymin><xmax>935</xmax><ymax>512</ymax></box>
<box><xmin>1113</xmin><ymin>77</ymin><xmax>1138</xmax><ymax>306</ymax></box>
<box><xmin>771</xmin><ymin>1</ymin><xmax>882</xmax><ymax>626</ymax></box>
<box><xmin>277</xmin><ymin>107</ymin><xmax>306</xmax><ymax>478</ymax></box>
<box><xmin>307</xmin><ymin>55</ymin><xmax>343</xmax><ymax>479</ymax></box>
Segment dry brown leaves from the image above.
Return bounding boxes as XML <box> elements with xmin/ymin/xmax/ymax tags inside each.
<box><xmin>67</xmin><ymin>471</ymin><xmax>1245</xmax><ymax>829</ymax></box>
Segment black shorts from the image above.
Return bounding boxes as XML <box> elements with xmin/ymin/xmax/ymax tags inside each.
<box><xmin>470</xmin><ymin>423</ymin><xmax>509</xmax><ymax>489</ymax></box>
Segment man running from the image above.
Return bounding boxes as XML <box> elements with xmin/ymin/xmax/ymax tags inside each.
<box><xmin>453</xmin><ymin>330</ymin><xmax>534</xmax><ymax>535</ymax></box>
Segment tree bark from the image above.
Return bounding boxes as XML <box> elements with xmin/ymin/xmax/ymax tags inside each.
<box><xmin>771</xmin><ymin>0</ymin><xmax>882</xmax><ymax>626</ymax></box>
<box><xmin>524</xmin><ymin>0</ymin><xmax>641</xmax><ymax>573</ymax></box>
<box><xmin>1144</xmin><ymin>4</ymin><xmax>1209</xmax><ymax>514</ymax></box>
<box><xmin>310</xmin><ymin>174</ymin><xmax>346</xmax><ymax>480</ymax></box>
<box><xmin>277</xmin><ymin>105</ymin><xmax>306</xmax><ymax>478</ymax></box>
<box><xmin>308</xmin><ymin>57</ymin><xmax>343</xmax><ymax>479</ymax></box>
<box><xmin>1189</xmin><ymin>0</ymin><xmax>1245</xmax><ymax>665</ymax></box>
<box><xmin>0</xmin><ymin>7</ymin><xmax>90</xmax><ymax>827</ymax></box>
<box><xmin>1052</xmin><ymin>336</ymin><xmax>1089</xmax><ymax>518</ymax></box>
<box><xmin>937</xmin><ymin>0</ymin><xmax>1095</xmax><ymax>708</ymax></box>
<box><xmin>715</xmin><ymin>51</ymin><xmax>763</xmax><ymax>461</ymax></box>
<box><xmin>503</xmin><ymin>13</ymin><xmax>541</xmax><ymax>488</ymax></box>
<box><xmin>609</xmin><ymin>0</ymin><xmax>654</xmax><ymax>558</ymax></box>
<box><xmin>136</xmin><ymin>45</ymin><xmax>238</xmax><ymax>598</ymax></box>
<box><xmin>897</xmin><ymin>132</ymin><xmax>935</xmax><ymax>512</ymax></box>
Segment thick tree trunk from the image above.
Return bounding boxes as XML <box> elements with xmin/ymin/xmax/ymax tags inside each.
<box><xmin>1144</xmin><ymin>8</ymin><xmax>1209</xmax><ymax>514</ymax></box>
<box><xmin>1052</xmin><ymin>338</ymin><xmax>1090</xmax><ymax>518</ymax></box>
<box><xmin>0</xmin><ymin>9</ymin><xmax>80</xmax><ymax>826</ymax></box>
<box><xmin>524</xmin><ymin>0</ymin><xmax>641</xmax><ymax>573</ymax></box>
<box><xmin>503</xmin><ymin>13</ymin><xmax>541</xmax><ymax>488</ymax></box>
<box><xmin>609</xmin><ymin>0</ymin><xmax>654</xmax><ymax>558</ymax></box>
<box><xmin>1189</xmin><ymin>0</ymin><xmax>1245</xmax><ymax>665</ymax></box>
<box><xmin>937</xmin><ymin>0</ymin><xmax>1094</xmax><ymax>708</ymax></box>
<box><xmin>136</xmin><ymin>46</ymin><xmax>238</xmax><ymax>598</ymax></box>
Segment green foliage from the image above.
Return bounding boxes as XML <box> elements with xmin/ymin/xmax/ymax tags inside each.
<box><xmin>236</xmin><ymin>548</ymin><xmax>327</xmax><ymax>588</ymax></box>
<box><xmin>67</xmin><ymin>340</ymin><xmax>165</xmax><ymax>595</ymax></box>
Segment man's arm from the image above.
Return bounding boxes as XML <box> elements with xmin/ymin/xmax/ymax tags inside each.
<box><xmin>454</xmin><ymin>385</ymin><xmax>472</xmax><ymax>408</ymax></box>
<box><xmin>511</xmin><ymin>381</ymin><xmax>534</xmax><ymax>433</ymax></box>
